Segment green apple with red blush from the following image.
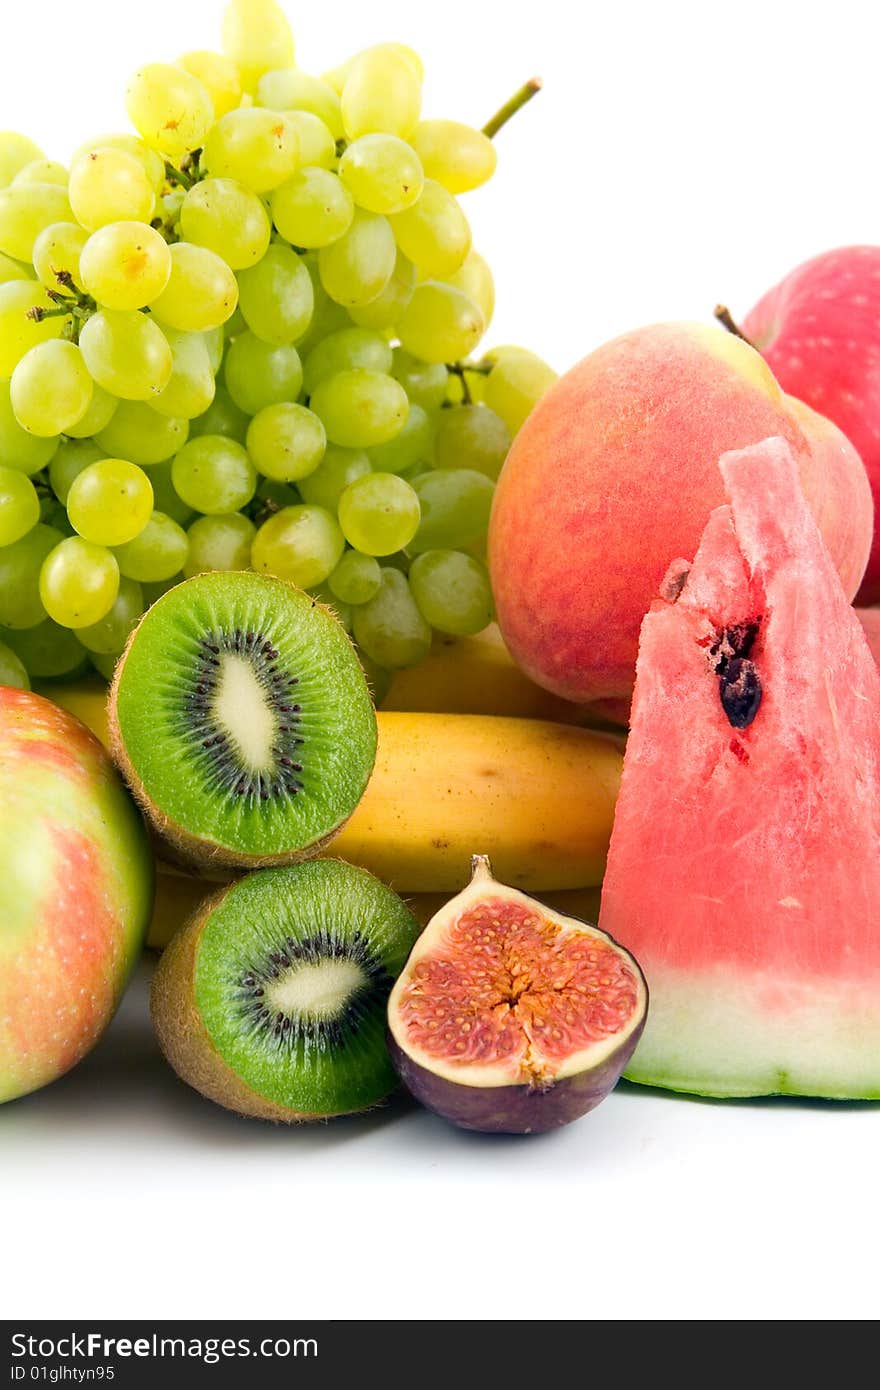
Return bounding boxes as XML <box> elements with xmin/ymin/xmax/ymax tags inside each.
<box><xmin>0</xmin><ymin>688</ymin><xmax>153</xmax><ymax>1104</ymax></box>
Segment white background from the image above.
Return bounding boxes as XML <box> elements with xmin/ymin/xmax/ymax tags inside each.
<box><xmin>2</xmin><ymin>0</ymin><xmax>880</xmax><ymax>1322</ymax></box>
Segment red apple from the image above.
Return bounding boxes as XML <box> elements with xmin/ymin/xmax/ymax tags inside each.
<box><xmin>0</xmin><ymin>688</ymin><xmax>154</xmax><ymax>1104</ymax></box>
<box><xmin>743</xmin><ymin>246</ymin><xmax>880</xmax><ymax>603</ymax></box>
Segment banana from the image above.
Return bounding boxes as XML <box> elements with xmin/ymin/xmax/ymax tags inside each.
<box><xmin>383</xmin><ymin>625</ymin><xmax>605</xmax><ymax>725</ymax></box>
<box><xmin>333</xmin><ymin>711</ymin><xmax>621</xmax><ymax>893</ymax></box>
<box><xmin>147</xmin><ymin>867</ymin><xmax>214</xmax><ymax>951</ymax></box>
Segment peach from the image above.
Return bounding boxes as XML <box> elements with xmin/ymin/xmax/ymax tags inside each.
<box><xmin>489</xmin><ymin>322</ymin><xmax>873</xmax><ymax>706</ymax></box>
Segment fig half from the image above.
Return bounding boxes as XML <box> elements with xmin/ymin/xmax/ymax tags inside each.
<box><xmin>387</xmin><ymin>856</ymin><xmax>648</xmax><ymax>1134</ymax></box>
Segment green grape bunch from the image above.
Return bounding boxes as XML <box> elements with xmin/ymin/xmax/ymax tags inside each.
<box><xmin>0</xmin><ymin>0</ymin><xmax>556</xmax><ymax>693</ymax></box>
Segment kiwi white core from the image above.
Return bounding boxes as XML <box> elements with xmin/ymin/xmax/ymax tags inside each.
<box><xmin>212</xmin><ymin>654</ymin><xmax>277</xmax><ymax>772</ymax></box>
<box><xmin>266</xmin><ymin>957</ymin><xmax>367</xmax><ymax>1021</ymax></box>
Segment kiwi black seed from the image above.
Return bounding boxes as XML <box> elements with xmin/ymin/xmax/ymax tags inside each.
<box><xmin>108</xmin><ymin>571</ymin><xmax>377</xmax><ymax>871</ymax></box>
<box><xmin>150</xmin><ymin>860</ymin><xmax>422</xmax><ymax>1120</ymax></box>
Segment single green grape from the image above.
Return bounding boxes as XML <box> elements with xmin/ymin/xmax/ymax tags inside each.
<box><xmin>179</xmin><ymin>178</ymin><xmax>271</xmax><ymax>270</ymax></box>
<box><xmin>11</xmin><ymin>340</ymin><xmax>94</xmax><ymax>437</ymax></box>
<box><xmin>31</xmin><ymin>221</ymin><xmax>88</xmax><ymax>293</ymax></box>
<box><xmin>368</xmin><ymin>403</ymin><xmax>433</xmax><ymax>475</ymax></box>
<box><xmin>177</xmin><ymin>50</ymin><xmax>243</xmax><ymax>120</ymax></box>
<box><xmin>189</xmin><ymin>387</ymin><xmax>250</xmax><ymax>445</ymax></box>
<box><xmin>125</xmin><ymin>63</ymin><xmax>214</xmax><ymax>159</ymax></box>
<box><xmin>446</xmin><ymin>249</ymin><xmax>495</xmax><ymax>331</ymax></box>
<box><xmin>328</xmin><ymin>549</ymin><xmax>382</xmax><ymax>605</ymax></box>
<box><xmin>222</xmin><ymin>0</ymin><xmax>295</xmax><ymax>94</ymax></box>
<box><xmin>149</xmin><ymin>242</ymin><xmax>239</xmax><ymax>333</ymax></box>
<box><xmin>67</xmin><ymin>458</ymin><xmax>154</xmax><ymax>547</ymax></box>
<box><xmin>72</xmin><ymin>133</ymin><xmax>165</xmax><ymax>197</ymax></box>
<box><xmin>309</xmin><ymin>369</ymin><xmax>408</xmax><ymax>448</ymax></box>
<box><xmin>1</xmin><ymin>618</ymin><xmax>87</xmax><ymax>678</ymax></box>
<box><xmin>113</xmin><ymin>511</ymin><xmax>189</xmax><ymax>582</ymax></box>
<box><xmin>409</xmin><ymin>549</ymin><xmax>493</xmax><ymax>635</ymax></box>
<box><xmin>64</xmin><ymin>384</ymin><xmax>118</xmax><ymax>440</ymax></box>
<box><xmin>256</xmin><ymin>69</ymin><xmax>343</xmax><ymax>137</ymax></box>
<box><xmin>79</xmin><ymin>310</ymin><xmax>173</xmax><ymax>401</ymax></box>
<box><xmin>76</xmin><ymin>576</ymin><xmax>144</xmax><ymax>654</ymax></box>
<box><xmin>251</xmin><ymin>504</ymin><xmax>345</xmax><ymax>588</ymax></box>
<box><xmin>339</xmin><ymin>134</ymin><xmax>424</xmax><ymax>215</ymax></box>
<box><xmin>0</xmin><ymin>250</ymin><xmax>30</xmax><ymax>284</ymax></box>
<box><xmin>351</xmin><ymin>567</ymin><xmax>431</xmax><ymax>669</ymax></box>
<box><xmin>68</xmin><ymin>149</ymin><xmax>154</xmax><ymax>232</ymax></box>
<box><xmin>409</xmin><ymin>469</ymin><xmax>494</xmax><ymax>553</ymax></box>
<box><xmin>246</xmin><ymin>403</ymin><xmax>326</xmax><ymax>482</ymax></box>
<box><xmin>0</xmin><ymin>379</ymin><xmax>58</xmax><ymax>475</ymax></box>
<box><xmin>318</xmin><ymin>209</ymin><xmax>396</xmax><ymax>307</ymax></box>
<box><xmin>410</xmin><ymin>120</ymin><xmax>497</xmax><ymax>194</ymax></box>
<box><xmin>48</xmin><ymin>439</ymin><xmax>105</xmax><ymax>504</ymax></box>
<box><xmin>283</xmin><ymin>112</ymin><xmax>336</xmax><ymax>169</ymax></box>
<box><xmin>0</xmin><ymin>133</ymin><xmax>45</xmax><ymax>189</ymax></box>
<box><xmin>202</xmin><ymin>108</ymin><xmax>300</xmax><ymax>194</ymax></box>
<box><xmin>237</xmin><ymin>243</ymin><xmax>313</xmax><ymax>345</ymax></box>
<box><xmin>484</xmin><ymin>349</ymin><xmax>558</xmax><ymax>435</ymax></box>
<box><xmin>270</xmin><ymin>168</ymin><xmax>354</xmax><ymax>251</ymax></box>
<box><xmin>324</xmin><ymin>43</ymin><xmax>423</xmax><ymax>96</ymax></box>
<box><xmin>0</xmin><ymin>280</ymin><xmax>64</xmax><ymax>377</ymax></box>
<box><xmin>39</xmin><ymin>536</ymin><xmax>120</xmax><ymax>628</ymax></box>
<box><xmin>0</xmin><ymin>182</ymin><xmax>73</xmax><ymax>262</ymax></box>
<box><xmin>297</xmin><ymin>444</ymin><xmax>371</xmax><ymax>510</ymax></box>
<box><xmin>183</xmin><ymin>512</ymin><xmax>256</xmax><ymax>578</ymax></box>
<box><xmin>0</xmin><ymin>522</ymin><xmax>63</xmax><ymax>627</ymax></box>
<box><xmin>0</xmin><ymin>465</ymin><xmax>40</xmax><ymax>545</ymax></box>
<box><xmin>303</xmin><ymin>326</ymin><xmax>393</xmax><ymax>396</ymax></box>
<box><xmin>340</xmin><ymin>49</ymin><xmax>422</xmax><ymax>140</ymax></box>
<box><xmin>390</xmin><ymin>179</ymin><xmax>471</xmax><ymax>277</ymax></box>
<box><xmin>151</xmin><ymin>327</ymin><xmax>216</xmax><ymax>421</ymax></box>
<box><xmin>348</xmin><ymin>250</ymin><xmax>415</xmax><ymax>330</ymax></box>
<box><xmin>337</xmin><ymin>472</ymin><xmax>420</xmax><ymax>555</ymax></box>
<box><xmin>79</xmin><ymin>221</ymin><xmax>172</xmax><ymax>311</ymax></box>
<box><xmin>391</xmin><ymin>349</ymin><xmax>449</xmax><ymax>413</ymax></box>
<box><xmin>146</xmin><ymin>461</ymin><xmax>195</xmax><ymax>527</ymax></box>
<box><xmin>0</xmin><ymin>637</ymin><xmax>29</xmax><ymax>689</ymax></box>
<box><xmin>97</xmin><ymin>401</ymin><xmax>188</xmax><ymax>465</ymax></box>
<box><xmin>433</xmin><ymin>403</ymin><xmax>511</xmax><ymax>479</ymax></box>
<box><xmin>171</xmin><ymin>435</ymin><xmax>257</xmax><ymax>514</ymax></box>
<box><xmin>11</xmin><ymin>160</ymin><xmax>64</xmax><ymax>188</ymax></box>
<box><xmin>397</xmin><ymin>282</ymin><xmax>484</xmax><ymax>364</ymax></box>
<box><xmin>224</xmin><ymin>332</ymin><xmax>303</xmax><ymax>414</ymax></box>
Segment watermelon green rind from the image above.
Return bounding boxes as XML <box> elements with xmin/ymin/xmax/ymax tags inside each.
<box><xmin>599</xmin><ymin>435</ymin><xmax>880</xmax><ymax>1099</ymax></box>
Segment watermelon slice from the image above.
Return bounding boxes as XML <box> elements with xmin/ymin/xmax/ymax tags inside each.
<box><xmin>599</xmin><ymin>436</ymin><xmax>880</xmax><ymax>1098</ymax></box>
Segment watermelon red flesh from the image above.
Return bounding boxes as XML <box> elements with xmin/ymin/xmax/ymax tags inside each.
<box><xmin>598</xmin><ymin>435</ymin><xmax>880</xmax><ymax>1098</ymax></box>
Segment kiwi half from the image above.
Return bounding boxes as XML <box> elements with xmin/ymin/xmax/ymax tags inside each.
<box><xmin>151</xmin><ymin>860</ymin><xmax>421</xmax><ymax>1120</ymax></box>
<box><xmin>109</xmin><ymin>572</ymin><xmax>377</xmax><ymax>871</ymax></box>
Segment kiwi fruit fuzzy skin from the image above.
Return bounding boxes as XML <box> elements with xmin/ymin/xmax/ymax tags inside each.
<box><xmin>151</xmin><ymin>884</ymin><xmax>333</xmax><ymax>1122</ymax></box>
<box><xmin>108</xmin><ymin>574</ymin><xmax>377</xmax><ymax>873</ymax></box>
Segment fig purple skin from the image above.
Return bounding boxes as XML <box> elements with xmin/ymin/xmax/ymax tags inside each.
<box><xmin>388</xmin><ymin>1019</ymin><xmax>646</xmax><ymax>1135</ymax></box>
<box><xmin>387</xmin><ymin>856</ymin><xmax>649</xmax><ymax>1135</ymax></box>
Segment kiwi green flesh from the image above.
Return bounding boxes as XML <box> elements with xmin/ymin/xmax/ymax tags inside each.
<box><xmin>112</xmin><ymin>572</ymin><xmax>377</xmax><ymax>863</ymax></box>
<box><xmin>193</xmin><ymin>860</ymin><xmax>421</xmax><ymax>1115</ymax></box>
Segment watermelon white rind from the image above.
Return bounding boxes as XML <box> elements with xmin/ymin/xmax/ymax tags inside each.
<box><xmin>599</xmin><ymin>436</ymin><xmax>880</xmax><ymax>1099</ymax></box>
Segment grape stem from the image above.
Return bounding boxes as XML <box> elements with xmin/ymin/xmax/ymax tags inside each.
<box><xmin>164</xmin><ymin>160</ymin><xmax>195</xmax><ymax>191</ymax></box>
<box><xmin>482</xmin><ymin>77</ymin><xmax>542</xmax><ymax>138</ymax></box>
<box><xmin>714</xmin><ymin>304</ymin><xmax>755</xmax><ymax>347</ymax></box>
